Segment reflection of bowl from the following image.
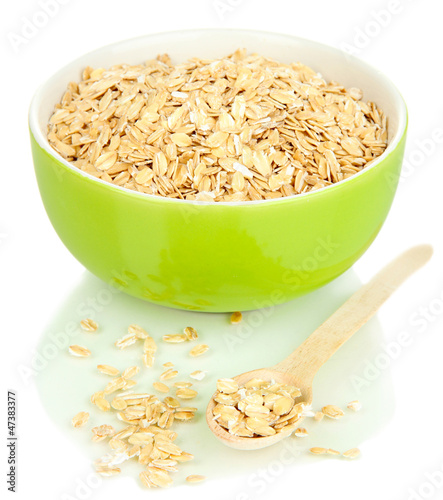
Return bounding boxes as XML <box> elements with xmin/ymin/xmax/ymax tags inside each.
<box><xmin>29</xmin><ymin>29</ymin><xmax>407</xmax><ymax>312</ymax></box>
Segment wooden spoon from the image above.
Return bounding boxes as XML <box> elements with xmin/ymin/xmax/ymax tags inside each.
<box><xmin>206</xmin><ymin>245</ymin><xmax>433</xmax><ymax>450</ymax></box>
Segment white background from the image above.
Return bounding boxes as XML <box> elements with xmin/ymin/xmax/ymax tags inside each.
<box><xmin>2</xmin><ymin>1</ymin><xmax>443</xmax><ymax>499</ymax></box>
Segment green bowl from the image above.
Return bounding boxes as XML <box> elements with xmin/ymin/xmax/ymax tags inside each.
<box><xmin>29</xmin><ymin>29</ymin><xmax>407</xmax><ymax>312</ymax></box>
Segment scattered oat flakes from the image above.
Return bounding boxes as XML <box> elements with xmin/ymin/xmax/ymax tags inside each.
<box><xmin>80</xmin><ymin>318</ymin><xmax>98</xmax><ymax>332</ymax></box>
<box><xmin>73</xmin><ymin>318</ymin><xmax>368</xmax><ymax>488</ymax></box>
<box><xmin>72</xmin><ymin>411</ymin><xmax>89</xmax><ymax>428</ymax></box>
<box><xmin>69</xmin><ymin>345</ymin><xmax>91</xmax><ymax>357</ymax></box>
<box><xmin>230</xmin><ymin>311</ymin><xmax>242</xmax><ymax>324</ymax></box>
<box><xmin>189</xmin><ymin>344</ymin><xmax>209</xmax><ymax>357</ymax></box>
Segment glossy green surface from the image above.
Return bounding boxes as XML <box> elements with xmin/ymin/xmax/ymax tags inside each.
<box><xmin>30</xmin><ymin>129</ymin><xmax>406</xmax><ymax>312</ymax></box>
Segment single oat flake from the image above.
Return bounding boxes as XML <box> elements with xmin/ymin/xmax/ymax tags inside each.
<box><xmin>97</xmin><ymin>364</ymin><xmax>120</xmax><ymax>376</ymax></box>
<box><xmin>294</xmin><ymin>427</ymin><xmax>308</xmax><ymax>438</ymax></box>
<box><xmin>69</xmin><ymin>345</ymin><xmax>91</xmax><ymax>357</ymax></box>
<box><xmin>310</xmin><ymin>447</ymin><xmax>328</xmax><ymax>455</ymax></box>
<box><xmin>128</xmin><ymin>324</ymin><xmax>148</xmax><ymax>339</ymax></box>
<box><xmin>189</xmin><ymin>344</ymin><xmax>209</xmax><ymax>357</ymax></box>
<box><xmin>163</xmin><ymin>334</ymin><xmax>187</xmax><ymax>344</ymax></box>
<box><xmin>80</xmin><ymin>318</ymin><xmax>98</xmax><ymax>332</ymax></box>
<box><xmin>322</xmin><ymin>405</ymin><xmax>345</xmax><ymax>419</ymax></box>
<box><xmin>160</xmin><ymin>369</ymin><xmax>179</xmax><ymax>381</ymax></box>
<box><xmin>347</xmin><ymin>400</ymin><xmax>362</xmax><ymax>412</ymax></box>
<box><xmin>313</xmin><ymin>411</ymin><xmax>324</xmax><ymax>422</ymax></box>
<box><xmin>176</xmin><ymin>388</ymin><xmax>198</xmax><ymax>400</ymax></box>
<box><xmin>343</xmin><ymin>447</ymin><xmax>361</xmax><ymax>459</ymax></box>
<box><xmin>186</xmin><ymin>475</ymin><xmax>206</xmax><ymax>483</ymax></box>
<box><xmin>327</xmin><ymin>448</ymin><xmax>340</xmax><ymax>456</ymax></box>
<box><xmin>153</xmin><ymin>381</ymin><xmax>170</xmax><ymax>393</ymax></box>
<box><xmin>115</xmin><ymin>333</ymin><xmax>138</xmax><ymax>349</ymax></box>
<box><xmin>122</xmin><ymin>365</ymin><xmax>139</xmax><ymax>379</ymax></box>
<box><xmin>91</xmin><ymin>391</ymin><xmax>111</xmax><ymax>412</ymax></box>
<box><xmin>174</xmin><ymin>381</ymin><xmax>193</xmax><ymax>389</ymax></box>
<box><xmin>184</xmin><ymin>327</ymin><xmax>198</xmax><ymax>341</ymax></box>
<box><xmin>190</xmin><ymin>370</ymin><xmax>207</xmax><ymax>381</ymax></box>
<box><xmin>230</xmin><ymin>311</ymin><xmax>243</xmax><ymax>324</ymax></box>
<box><xmin>72</xmin><ymin>411</ymin><xmax>89</xmax><ymax>428</ymax></box>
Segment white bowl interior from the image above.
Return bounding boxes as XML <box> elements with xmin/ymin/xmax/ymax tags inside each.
<box><xmin>30</xmin><ymin>29</ymin><xmax>407</xmax><ymax>198</ymax></box>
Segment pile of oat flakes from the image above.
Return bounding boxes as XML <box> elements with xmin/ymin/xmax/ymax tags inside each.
<box><xmin>48</xmin><ymin>49</ymin><xmax>387</xmax><ymax>202</ymax></box>
<box><xmin>70</xmin><ymin>320</ymin><xmax>208</xmax><ymax>488</ymax></box>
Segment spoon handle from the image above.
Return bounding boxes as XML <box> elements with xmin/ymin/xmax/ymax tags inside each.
<box><xmin>273</xmin><ymin>245</ymin><xmax>433</xmax><ymax>381</ymax></box>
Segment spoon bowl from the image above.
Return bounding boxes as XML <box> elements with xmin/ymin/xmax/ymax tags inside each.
<box><xmin>206</xmin><ymin>368</ymin><xmax>313</xmax><ymax>450</ymax></box>
<box><xmin>206</xmin><ymin>245</ymin><xmax>433</xmax><ymax>450</ymax></box>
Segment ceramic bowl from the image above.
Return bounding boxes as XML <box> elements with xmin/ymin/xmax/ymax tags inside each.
<box><xmin>29</xmin><ymin>29</ymin><xmax>407</xmax><ymax>312</ymax></box>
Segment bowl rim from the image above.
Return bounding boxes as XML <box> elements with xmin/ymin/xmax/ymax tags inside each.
<box><xmin>29</xmin><ymin>28</ymin><xmax>408</xmax><ymax>207</ymax></box>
